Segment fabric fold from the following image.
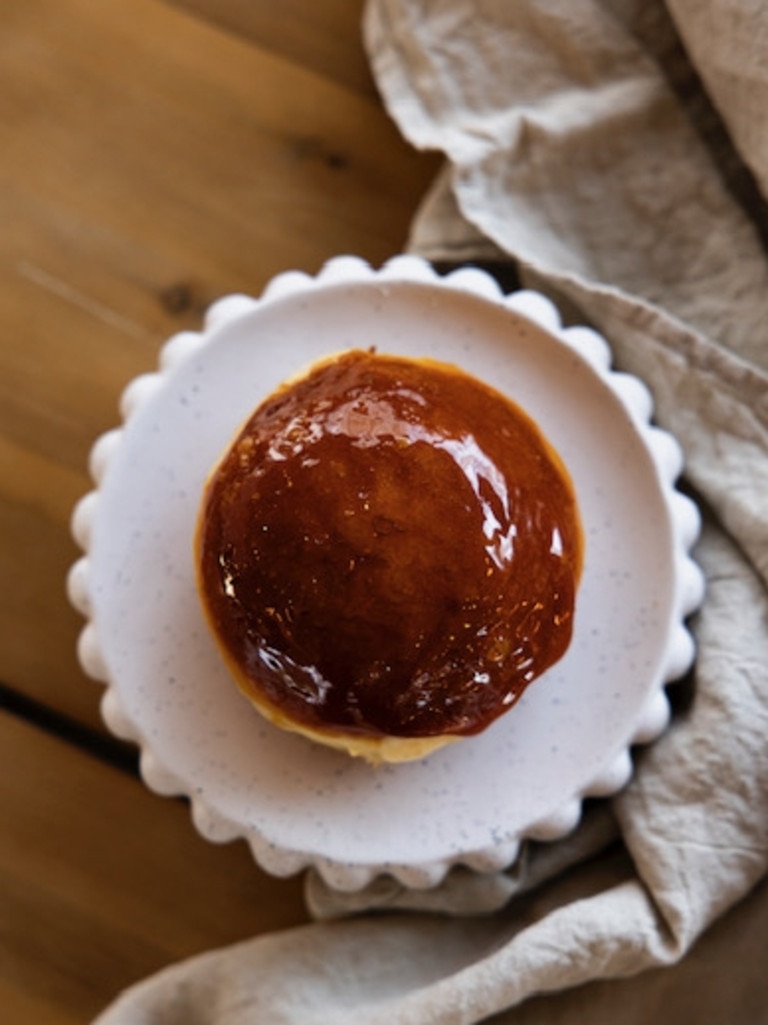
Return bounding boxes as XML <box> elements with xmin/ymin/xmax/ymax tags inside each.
<box><xmin>93</xmin><ymin>1</ymin><xmax>768</xmax><ymax>1021</ymax></box>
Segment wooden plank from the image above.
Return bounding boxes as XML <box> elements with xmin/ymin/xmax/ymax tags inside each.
<box><xmin>0</xmin><ymin>982</ymin><xmax>75</xmax><ymax>1025</ymax></box>
<box><xmin>164</xmin><ymin>0</ymin><xmax>378</xmax><ymax>96</ymax></box>
<box><xmin>0</xmin><ymin>711</ymin><xmax>309</xmax><ymax>1023</ymax></box>
<box><xmin>0</xmin><ymin>0</ymin><xmax>440</xmax><ymax>727</ymax></box>
<box><xmin>0</xmin><ymin>442</ymin><xmax>91</xmax><ymax>726</ymax></box>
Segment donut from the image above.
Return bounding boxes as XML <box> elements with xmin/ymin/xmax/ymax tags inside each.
<box><xmin>196</xmin><ymin>348</ymin><xmax>583</xmax><ymax>763</ymax></box>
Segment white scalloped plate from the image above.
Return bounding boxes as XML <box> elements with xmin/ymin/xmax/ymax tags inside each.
<box><xmin>68</xmin><ymin>255</ymin><xmax>704</xmax><ymax>892</ymax></box>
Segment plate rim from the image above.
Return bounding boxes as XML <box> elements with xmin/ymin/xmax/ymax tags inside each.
<box><xmin>67</xmin><ymin>255</ymin><xmax>704</xmax><ymax>891</ymax></box>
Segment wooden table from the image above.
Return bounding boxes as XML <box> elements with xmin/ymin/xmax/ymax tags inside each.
<box><xmin>3</xmin><ymin>3</ymin><xmax>767</xmax><ymax>1022</ymax></box>
<box><xmin>0</xmin><ymin>2</ymin><xmax>439</xmax><ymax>1019</ymax></box>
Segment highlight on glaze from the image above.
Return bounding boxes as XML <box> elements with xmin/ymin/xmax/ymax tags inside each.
<box><xmin>196</xmin><ymin>349</ymin><xmax>583</xmax><ymax>749</ymax></box>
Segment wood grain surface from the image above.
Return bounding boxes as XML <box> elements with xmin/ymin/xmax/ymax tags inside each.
<box><xmin>0</xmin><ymin>1</ymin><xmax>438</xmax><ymax>1019</ymax></box>
<box><xmin>0</xmin><ymin>714</ymin><xmax>308</xmax><ymax>1021</ymax></box>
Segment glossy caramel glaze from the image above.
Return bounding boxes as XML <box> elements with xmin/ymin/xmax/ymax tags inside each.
<box><xmin>197</xmin><ymin>349</ymin><xmax>583</xmax><ymax>740</ymax></box>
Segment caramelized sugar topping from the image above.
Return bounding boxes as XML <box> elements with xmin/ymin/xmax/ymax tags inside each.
<box><xmin>197</xmin><ymin>350</ymin><xmax>582</xmax><ymax>739</ymax></box>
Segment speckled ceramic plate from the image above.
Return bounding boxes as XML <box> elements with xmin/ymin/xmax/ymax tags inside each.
<box><xmin>68</xmin><ymin>255</ymin><xmax>704</xmax><ymax>891</ymax></box>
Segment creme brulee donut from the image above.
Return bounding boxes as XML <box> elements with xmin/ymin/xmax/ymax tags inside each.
<box><xmin>196</xmin><ymin>349</ymin><xmax>583</xmax><ymax>764</ymax></box>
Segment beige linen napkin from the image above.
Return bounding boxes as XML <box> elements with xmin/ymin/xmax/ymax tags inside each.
<box><xmin>94</xmin><ymin>2</ymin><xmax>768</xmax><ymax>1021</ymax></box>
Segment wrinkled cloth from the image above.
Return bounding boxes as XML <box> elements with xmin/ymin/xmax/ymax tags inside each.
<box><xmin>95</xmin><ymin>1</ymin><xmax>768</xmax><ymax>1022</ymax></box>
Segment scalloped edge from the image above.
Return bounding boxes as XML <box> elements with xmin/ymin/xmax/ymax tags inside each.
<box><xmin>68</xmin><ymin>254</ymin><xmax>704</xmax><ymax>892</ymax></box>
